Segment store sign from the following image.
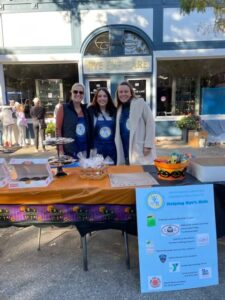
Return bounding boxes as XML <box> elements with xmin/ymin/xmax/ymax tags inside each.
<box><xmin>136</xmin><ymin>184</ymin><xmax>218</xmax><ymax>293</ymax></box>
<box><xmin>83</xmin><ymin>56</ymin><xmax>152</xmax><ymax>74</ymax></box>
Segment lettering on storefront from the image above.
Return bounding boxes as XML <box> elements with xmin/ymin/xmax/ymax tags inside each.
<box><xmin>83</xmin><ymin>56</ymin><xmax>152</xmax><ymax>74</ymax></box>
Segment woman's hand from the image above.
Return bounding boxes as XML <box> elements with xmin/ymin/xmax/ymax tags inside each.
<box><xmin>143</xmin><ymin>147</ymin><xmax>151</xmax><ymax>156</ymax></box>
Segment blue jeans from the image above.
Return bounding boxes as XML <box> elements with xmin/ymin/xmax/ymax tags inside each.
<box><xmin>26</xmin><ymin>123</ymin><xmax>35</xmax><ymax>140</ymax></box>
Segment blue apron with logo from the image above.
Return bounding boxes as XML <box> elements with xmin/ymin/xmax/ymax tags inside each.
<box><xmin>94</xmin><ymin>115</ymin><xmax>117</xmax><ymax>164</ymax></box>
<box><xmin>73</xmin><ymin>116</ymin><xmax>88</xmax><ymax>158</ymax></box>
<box><xmin>120</xmin><ymin>104</ymin><xmax>130</xmax><ymax>164</ymax></box>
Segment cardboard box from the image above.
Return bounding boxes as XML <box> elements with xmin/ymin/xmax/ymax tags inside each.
<box><xmin>188</xmin><ymin>130</ymin><xmax>208</xmax><ymax>148</ymax></box>
<box><xmin>188</xmin><ymin>157</ymin><xmax>225</xmax><ymax>182</ymax></box>
<box><xmin>0</xmin><ymin>158</ymin><xmax>10</xmax><ymax>187</ymax></box>
<box><xmin>8</xmin><ymin>158</ymin><xmax>53</xmax><ymax>189</ymax></box>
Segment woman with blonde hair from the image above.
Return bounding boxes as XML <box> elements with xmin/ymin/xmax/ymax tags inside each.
<box><xmin>56</xmin><ymin>83</ymin><xmax>92</xmax><ymax>158</ymax></box>
<box><xmin>16</xmin><ymin>103</ymin><xmax>28</xmax><ymax>147</ymax></box>
<box><xmin>115</xmin><ymin>81</ymin><xmax>156</xmax><ymax>165</ymax></box>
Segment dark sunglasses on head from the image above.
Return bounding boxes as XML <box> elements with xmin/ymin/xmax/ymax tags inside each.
<box><xmin>73</xmin><ymin>90</ymin><xmax>84</xmax><ymax>95</ymax></box>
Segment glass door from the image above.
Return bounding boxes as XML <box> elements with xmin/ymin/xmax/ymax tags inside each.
<box><xmin>125</xmin><ymin>78</ymin><xmax>151</xmax><ymax>103</ymax></box>
<box><xmin>85</xmin><ymin>78</ymin><xmax>110</xmax><ymax>103</ymax></box>
<box><xmin>35</xmin><ymin>79</ymin><xmax>63</xmax><ymax>117</ymax></box>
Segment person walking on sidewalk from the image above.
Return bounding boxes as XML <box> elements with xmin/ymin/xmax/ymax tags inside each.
<box><xmin>24</xmin><ymin>99</ymin><xmax>35</xmax><ymax>145</ymax></box>
<box><xmin>9</xmin><ymin>99</ymin><xmax>20</xmax><ymax>146</ymax></box>
<box><xmin>30</xmin><ymin>97</ymin><xmax>46</xmax><ymax>152</ymax></box>
<box><xmin>0</xmin><ymin>106</ymin><xmax>14</xmax><ymax>147</ymax></box>
<box><xmin>16</xmin><ymin>104</ymin><xmax>28</xmax><ymax>147</ymax></box>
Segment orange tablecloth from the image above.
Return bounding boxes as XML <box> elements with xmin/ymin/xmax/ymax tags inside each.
<box><xmin>0</xmin><ymin>165</ymin><xmax>144</xmax><ymax>205</ymax></box>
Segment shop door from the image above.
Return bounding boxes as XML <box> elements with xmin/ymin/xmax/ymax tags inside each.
<box><xmin>35</xmin><ymin>79</ymin><xmax>63</xmax><ymax>117</ymax></box>
<box><xmin>126</xmin><ymin>78</ymin><xmax>150</xmax><ymax>103</ymax></box>
<box><xmin>86</xmin><ymin>79</ymin><xmax>110</xmax><ymax>103</ymax></box>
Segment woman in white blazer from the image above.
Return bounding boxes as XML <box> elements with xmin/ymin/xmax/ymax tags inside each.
<box><xmin>115</xmin><ymin>81</ymin><xmax>156</xmax><ymax>165</ymax></box>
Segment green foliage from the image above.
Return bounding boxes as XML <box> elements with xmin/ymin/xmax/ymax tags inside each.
<box><xmin>45</xmin><ymin>122</ymin><xmax>56</xmax><ymax>136</ymax></box>
<box><xmin>176</xmin><ymin>115</ymin><xmax>200</xmax><ymax>130</ymax></box>
<box><xmin>179</xmin><ymin>0</ymin><xmax>225</xmax><ymax>32</ymax></box>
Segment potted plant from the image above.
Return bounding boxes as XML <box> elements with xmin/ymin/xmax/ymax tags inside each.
<box><xmin>176</xmin><ymin>114</ymin><xmax>200</xmax><ymax>142</ymax></box>
<box><xmin>45</xmin><ymin>121</ymin><xmax>56</xmax><ymax>137</ymax></box>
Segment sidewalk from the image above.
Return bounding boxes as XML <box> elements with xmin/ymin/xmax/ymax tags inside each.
<box><xmin>0</xmin><ymin>142</ymin><xmax>225</xmax><ymax>300</ymax></box>
<box><xmin>1</xmin><ymin>140</ymin><xmax>225</xmax><ymax>159</ymax></box>
<box><xmin>156</xmin><ymin>139</ymin><xmax>225</xmax><ymax>158</ymax></box>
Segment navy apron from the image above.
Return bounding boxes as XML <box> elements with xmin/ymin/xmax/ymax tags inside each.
<box><xmin>94</xmin><ymin>114</ymin><xmax>117</xmax><ymax>164</ymax></box>
<box><xmin>73</xmin><ymin>116</ymin><xmax>88</xmax><ymax>158</ymax></box>
<box><xmin>120</xmin><ymin>104</ymin><xmax>130</xmax><ymax>164</ymax></box>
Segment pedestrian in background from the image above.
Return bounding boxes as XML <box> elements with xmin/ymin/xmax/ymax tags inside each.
<box><xmin>30</xmin><ymin>97</ymin><xmax>46</xmax><ymax>152</ymax></box>
<box><xmin>9</xmin><ymin>99</ymin><xmax>20</xmax><ymax>146</ymax></box>
<box><xmin>16</xmin><ymin>104</ymin><xmax>28</xmax><ymax>147</ymax></box>
<box><xmin>88</xmin><ymin>87</ymin><xmax>117</xmax><ymax>164</ymax></box>
<box><xmin>0</xmin><ymin>117</ymin><xmax>3</xmax><ymax>146</ymax></box>
<box><xmin>24</xmin><ymin>99</ymin><xmax>35</xmax><ymax>145</ymax></box>
<box><xmin>0</xmin><ymin>107</ymin><xmax>14</xmax><ymax>147</ymax></box>
<box><xmin>115</xmin><ymin>81</ymin><xmax>156</xmax><ymax>165</ymax></box>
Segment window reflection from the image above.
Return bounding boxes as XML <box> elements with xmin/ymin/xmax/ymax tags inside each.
<box><xmin>84</xmin><ymin>30</ymin><xmax>150</xmax><ymax>56</ymax></box>
<box><xmin>4</xmin><ymin>64</ymin><xmax>78</xmax><ymax>117</ymax></box>
<box><xmin>84</xmin><ymin>32</ymin><xmax>110</xmax><ymax>56</ymax></box>
<box><xmin>124</xmin><ymin>32</ymin><xmax>150</xmax><ymax>55</ymax></box>
<box><xmin>128</xmin><ymin>79</ymin><xmax>146</xmax><ymax>100</ymax></box>
<box><xmin>157</xmin><ymin>59</ymin><xmax>225</xmax><ymax>116</ymax></box>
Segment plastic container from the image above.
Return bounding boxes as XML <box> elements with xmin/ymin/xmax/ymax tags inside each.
<box><xmin>79</xmin><ymin>165</ymin><xmax>108</xmax><ymax>180</ymax></box>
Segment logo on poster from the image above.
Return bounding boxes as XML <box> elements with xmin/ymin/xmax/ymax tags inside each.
<box><xmin>159</xmin><ymin>254</ymin><xmax>167</xmax><ymax>263</ymax></box>
<box><xmin>147</xmin><ymin>193</ymin><xmax>164</xmax><ymax>209</ymax></box>
<box><xmin>146</xmin><ymin>240</ymin><xmax>155</xmax><ymax>254</ymax></box>
<box><xmin>199</xmin><ymin>267</ymin><xmax>212</xmax><ymax>279</ymax></box>
<box><xmin>148</xmin><ymin>276</ymin><xmax>162</xmax><ymax>289</ymax></box>
<box><xmin>147</xmin><ymin>215</ymin><xmax>156</xmax><ymax>227</ymax></box>
<box><xmin>169</xmin><ymin>262</ymin><xmax>180</xmax><ymax>272</ymax></box>
<box><xmin>161</xmin><ymin>224</ymin><xmax>180</xmax><ymax>236</ymax></box>
<box><xmin>196</xmin><ymin>233</ymin><xmax>209</xmax><ymax>246</ymax></box>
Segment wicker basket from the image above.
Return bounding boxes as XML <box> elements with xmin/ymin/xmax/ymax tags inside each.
<box><xmin>154</xmin><ymin>156</ymin><xmax>189</xmax><ymax>181</ymax></box>
<box><xmin>79</xmin><ymin>165</ymin><xmax>108</xmax><ymax>180</ymax></box>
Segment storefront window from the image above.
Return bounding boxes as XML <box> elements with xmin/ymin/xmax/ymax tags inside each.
<box><xmin>157</xmin><ymin>59</ymin><xmax>225</xmax><ymax>116</ymax></box>
<box><xmin>128</xmin><ymin>79</ymin><xmax>146</xmax><ymax>99</ymax></box>
<box><xmin>84</xmin><ymin>32</ymin><xmax>110</xmax><ymax>56</ymax></box>
<box><xmin>84</xmin><ymin>30</ymin><xmax>150</xmax><ymax>57</ymax></box>
<box><xmin>4</xmin><ymin>64</ymin><xmax>78</xmax><ymax>117</ymax></box>
<box><xmin>124</xmin><ymin>31</ymin><xmax>150</xmax><ymax>55</ymax></box>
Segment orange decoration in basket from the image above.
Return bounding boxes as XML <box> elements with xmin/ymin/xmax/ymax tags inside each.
<box><xmin>154</xmin><ymin>156</ymin><xmax>189</xmax><ymax>181</ymax></box>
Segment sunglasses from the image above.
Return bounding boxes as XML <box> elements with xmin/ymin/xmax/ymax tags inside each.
<box><xmin>73</xmin><ymin>90</ymin><xmax>84</xmax><ymax>95</ymax></box>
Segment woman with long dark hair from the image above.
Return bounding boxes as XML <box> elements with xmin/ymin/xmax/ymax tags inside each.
<box><xmin>88</xmin><ymin>87</ymin><xmax>117</xmax><ymax>164</ymax></box>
